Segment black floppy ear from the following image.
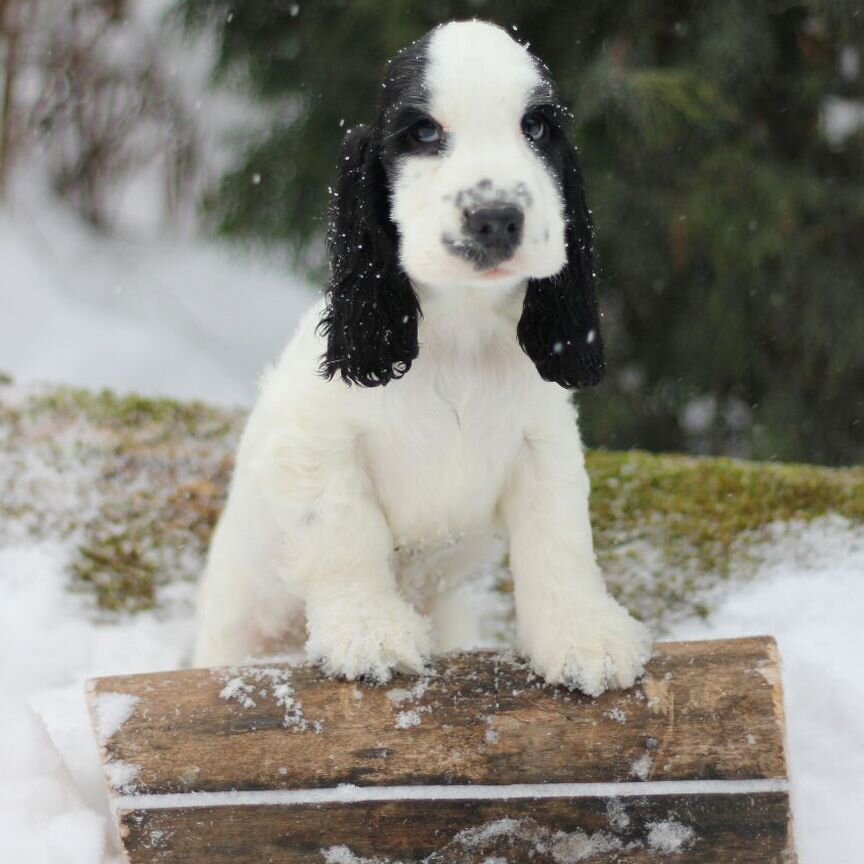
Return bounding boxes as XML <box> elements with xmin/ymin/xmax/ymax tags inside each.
<box><xmin>317</xmin><ymin>125</ymin><xmax>420</xmax><ymax>386</ymax></box>
<box><xmin>517</xmin><ymin>138</ymin><xmax>605</xmax><ymax>389</ymax></box>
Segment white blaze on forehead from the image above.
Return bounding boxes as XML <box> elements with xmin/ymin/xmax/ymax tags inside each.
<box><xmin>426</xmin><ymin>21</ymin><xmax>543</xmax><ymax>130</ymax></box>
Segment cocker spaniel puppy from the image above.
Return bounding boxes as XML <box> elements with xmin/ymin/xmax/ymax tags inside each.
<box><xmin>194</xmin><ymin>20</ymin><xmax>651</xmax><ymax>695</ymax></box>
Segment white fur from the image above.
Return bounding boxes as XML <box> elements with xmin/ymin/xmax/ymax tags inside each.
<box><xmin>193</xmin><ymin>21</ymin><xmax>651</xmax><ymax>695</ymax></box>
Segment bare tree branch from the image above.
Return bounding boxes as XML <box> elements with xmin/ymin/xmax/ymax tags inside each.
<box><xmin>4</xmin><ymin>0</ymin><xmax>199</xmax><ymax>228</ymax></box>
<box><xmin>0</xmin><ymin>0</ymin><xmax>21</xmax><ymax>199</ymax></box>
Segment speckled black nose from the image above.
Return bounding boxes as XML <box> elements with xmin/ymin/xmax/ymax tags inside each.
<box><xmin>463</xmin><ymin>205</ymin><xmax>524</xmax><ymax>257</ymax></box>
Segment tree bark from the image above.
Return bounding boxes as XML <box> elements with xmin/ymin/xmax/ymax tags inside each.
<box><xmin>88</xmin><ymin>637</ymin><xmax>797</xmax><ymax>863</ymax></box>
<box><xmin>0</xmin><ymin>0</ymin><xmax>21</xmax><ymax>199</ymax></box>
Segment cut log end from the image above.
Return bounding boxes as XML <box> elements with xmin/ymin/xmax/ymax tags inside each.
<box><xmin>88</xmin><ymin>636</ymin><xmax>797</xmax><ymax>863</ymax></box>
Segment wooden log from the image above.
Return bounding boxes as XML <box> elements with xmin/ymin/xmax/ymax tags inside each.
<box><xmin>87</xmin><ymin>637</ymin><xmax>797</xmax><ymax>863</ymax></box>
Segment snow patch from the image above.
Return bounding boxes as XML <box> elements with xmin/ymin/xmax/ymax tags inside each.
<box><xmin>92</xmin><ymin>692</ymin><xmax>140</xmax><ymax>745</ymax></box>
<box><xmin>387</xmin><ymin>678</ymin><xmax>431</xmax><ymax>729</ymax></box>
<box><xmin>104</xmin><ymin>760</ymin><xmax>140</xmax><ymax>794</ymax></box>
<box><xmin>646</xmin><ymin>819</ymin><xmax>696</xmax><ymax>854</ymax></box>
<box><xmin>388</xmin><ymin>678</ymin><xmax>429</xmax><ymax>704</ymax></box>
<box><xmin>547</xmin><ymin>828</ymin><xmax>622</xmax><ymax>862</ymax></box>
<box><xmin>394</xmin><ymin>710</ymin><xmax>422</xmax><ymax>730</ymax></box>
<box><xmin>671</xmin><ymin>516</ymin><xmax>864</xmax><ymax>864</ymax></box>
<box><xmin>322</xmin><ymin>846</ymin><xmax>377</xmax><ymax>864</ymax></box>
<box><xmin>0</xmin><ymin>706</ymin><xmax>109</xmax><ymax>864</ymax></box>
<box><xmin>605</xmin><ymin>707</ymin><xmax>627</xmax><ymax>724</ymax></box>
<box><xmin>218</xmin><ymin>676</ymin><xmax>256</xmax><ymax>709</ymax></box>
<box><xmin>630</xmin><ymin>753</ymin><xmax>653</xmax><ymax>781</ymax></box>
<box><xmin>319</xmin><ymin>813</ymin><xmax>695</xmax><ymax>863</ymax></box>
<box><xmin>605</xmin><ymin>798</ymin><xmax>630</xmax><ymax>831</ymax></box>
<box><xmin>385</xmin><ymin>688</ymin><xmax>414</xmax><ymax>705</ymax></box>
<box><xmin>215</xmin><ymin>666</ymin><xmax>320</xmax><ymax>732</ymax></box>
<box><xmin>143</xmin><ymin>828</ymin><xmax>172</xmax><ymax>850</ymax></box>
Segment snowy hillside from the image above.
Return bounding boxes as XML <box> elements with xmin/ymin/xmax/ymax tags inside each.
<box><xmin>0</xmin><ymin>380</ymin><xmax>862</xmax><ymax>863</ymax></box>
<box><xmin>0</xmin><ymin>186</ymin><xmax>316</xmax><ymax>407</ymax></box>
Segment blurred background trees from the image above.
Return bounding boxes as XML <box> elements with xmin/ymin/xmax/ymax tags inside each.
<box><xmin>175</xmin><ymin>0</ymin><xmax>864</xmax><ymax>467</ymax></box>
<box><xmin>3</xmin><ymin>1</ymin><xmax>862</xmax><ymax>466</ymax></box>
<box><xmin>0</xmin><ymin>0</ymin><xmax>198</xmax><ymax>229</ymax></box>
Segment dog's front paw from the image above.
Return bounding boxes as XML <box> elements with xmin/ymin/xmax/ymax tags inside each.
<box><xmin>305</xmin><ymin>597</ymin><xmax>432</xmax><ymax>683</ymax></box>
<box><xmin>521</xmin><ymin>597</ymin><xmax>652</xmax><ymax>696</ymax></box>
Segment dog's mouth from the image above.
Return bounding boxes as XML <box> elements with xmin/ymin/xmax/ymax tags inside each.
<box><xmin>480</xmin><ymin>266</ymin><xmax>515</xmax><ymax>279</ymax></box>
<box><xmin>441</xmin><ymin>234</ymin><xmax>516</xmax><ymax>272</ymax></box>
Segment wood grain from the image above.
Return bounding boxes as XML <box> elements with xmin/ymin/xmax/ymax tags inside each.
<box><xmin>88</xmin><ymin>638</ymin><xmax>787</xmax><ymax>795</ymax></box>
<box><xmin>119</xmin><ymin>793</ymin><xmax>795</xmax><ymax>863</ymax></box>
<box><xmin>89</xmin><ymin>637</ymin><xmax>796</xmax><ymax>863</ymax></box>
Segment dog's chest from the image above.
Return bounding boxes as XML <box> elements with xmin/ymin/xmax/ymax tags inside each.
<box><xmin>362</xmin><ymin>373</ymin><xmax>525</xmax><ymax>544</ymax></box>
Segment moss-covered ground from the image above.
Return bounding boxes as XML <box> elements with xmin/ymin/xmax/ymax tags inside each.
<box><xmin>1</xmin><ymin>377</ymin><xmax>861</xmax><ymax>630</ymax></box>
<box><xmin>0</xmin><ymin>380</ymin><xmax>242</xmax><ymax>613</ymax></box>
<box><xmin>589</xmin><ymin>450</ymin><xmax>863</xmax><ymax>627</ymax></box>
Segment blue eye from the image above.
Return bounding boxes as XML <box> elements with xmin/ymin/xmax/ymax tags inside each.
<box><xmin>412</xmin><ymin>119</ymin><xmax>442</xmax><ymax>144</ymax></box>
<box><xmin>522</xmin><ymin>112</ymin><xmax>547</xmax><ymax>142</ymax></box>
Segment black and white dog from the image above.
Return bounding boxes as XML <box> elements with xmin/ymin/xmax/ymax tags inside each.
<box><xmin>194</xmin><ymin>20</ymin><xmax>651</xmax><ymax>695</ymax></box>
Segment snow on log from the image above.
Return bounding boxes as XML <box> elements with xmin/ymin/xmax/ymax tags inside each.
<box><xmin>87</xmin><ymin>637</ymin><xmax>796</xmax><ymax>863</ymax></box>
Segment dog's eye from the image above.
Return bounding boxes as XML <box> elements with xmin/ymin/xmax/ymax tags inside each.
<box><xmin>521</xmin><ymin>112</ymin><xmax>548</xmax><ymax>143</ymax></box>
<box><xmin>411</xmin><ymin>118</ymin><xmax>442</xmax><ymax>145</ymax></box>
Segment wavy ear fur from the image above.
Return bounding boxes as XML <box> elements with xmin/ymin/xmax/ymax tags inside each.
<box><xmin>317</xmin><ymin>125</ymin><xmax>420</xmax><ymax>387</ymax></box>
<box><xmin>517</xmin><ymin>141</ymin><xmax>605</xmax><ymax>389</ymax></box>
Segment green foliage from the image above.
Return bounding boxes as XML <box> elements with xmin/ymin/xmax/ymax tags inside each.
<box><xmin>178</xmin><ymin>0</ymin><xmax>864</xmax><ymax>465</ymax></box>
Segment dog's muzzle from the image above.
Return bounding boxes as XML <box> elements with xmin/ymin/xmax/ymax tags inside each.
<box><xmin>444</xmin><ymin>202</ymin><xmax>525</xmax><ymax>270</ymax></box>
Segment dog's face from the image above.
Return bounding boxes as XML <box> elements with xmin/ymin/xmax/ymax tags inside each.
<box><xmin>380</xmin><ymin>22</ymin><xmax>567</xmax><ymax>290</ymax></box>
<box><xmin>319</xmin><ymin>20</ymin><xmax>604</xmax><ymax>390</ymax></box>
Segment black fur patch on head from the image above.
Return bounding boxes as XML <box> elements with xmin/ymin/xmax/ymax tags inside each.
<box><xmin>377</xmin><ymin>30</ymin><xmax>439</xmax><ymax>168</ymax></box>
<box><xmin>316</xmin><ymin>33</ymin><xmax>433</xmax><ymax>387</ymax></box>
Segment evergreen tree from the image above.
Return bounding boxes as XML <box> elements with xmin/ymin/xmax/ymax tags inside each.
<box><xmin>179</xmin><ymin>0</ymin><xmax>864</xmax><ymax>466</ymax></box>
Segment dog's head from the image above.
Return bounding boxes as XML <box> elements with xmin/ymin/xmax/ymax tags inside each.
<box><xmin>319</xmin><ymin>20</ymin><xmax>603</xmax><ymax>389</ymax></box>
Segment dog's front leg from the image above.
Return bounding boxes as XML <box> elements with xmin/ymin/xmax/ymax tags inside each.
<box><xmin>264</xmin><ymin>434</ymin><xmax>431</xmax><ymax>683</ymax></box>
<box><xmin>501</xmin><ymin>421</ymin><xmax>652</xmax><ymax>696</ymax></box>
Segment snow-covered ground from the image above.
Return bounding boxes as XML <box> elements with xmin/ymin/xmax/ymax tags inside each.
<box><xmin>674</xmin><ymin>519</ymin><xmax>864</xmax><ymax>864</ymax></box>
<box><xmin>0</xmin><ymin>188</ymin><xmax>316</xmax><ymax>407</ymax></box>
<box><xmin>1</xmin><ymin>519</ymin><xmax>862</xmax><ymax>862</ymax></box>
<box><xmin>0</xmin><ymin>546</ymin><xmax>194</xmax><ymax>864</ymax></box>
